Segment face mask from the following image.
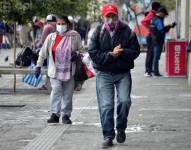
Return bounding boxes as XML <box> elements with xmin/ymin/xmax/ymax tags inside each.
<box><xmin>107</xmin><ymin>18</ymin><xmax>113</xmax><ymax>25</ymax></box>
<box><xmin>106</xmin><ymin>18</ymin><xmax>117</xmax><ymax>31</ymax></box>
<box><xmin>56</xmin><ymin>25</ymin><xmax>67</xmax><ymax>33</ymax></box>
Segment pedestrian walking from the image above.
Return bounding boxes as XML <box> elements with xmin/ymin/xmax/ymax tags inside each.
<box><xmin>141</xmin><ymin>2</ymin><xmax>161</xmax><ymax>77</ymax></box>
<box><xmin>88</xmin><ymin>4</ymin><xmax>140</xmax><ymax>148</ymax></box>
<box><xmin>150</xmin><ymin>6</ymin><xmax>176</xmax><ymax>77</ymax></box>
<box><xmin>35</xmin><ymin>14</ymin><xmax>57</xmax><ymax>90</ymax></box>
<box><xmin>35</xmin><ymin>16</ymin><xmax>82</xmax><ymax>124</ymax></box>
<box><xmin>35</xmin><ymin>14</ymin><xmax>57</xmax><ymax>49</ymax></box>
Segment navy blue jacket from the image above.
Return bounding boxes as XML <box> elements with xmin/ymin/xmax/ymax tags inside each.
<box><xmin>88</xmin><ymin>21</ymin><xmax>140</xmax><ymax>73</ymax></box>
<box><xmin>150</xmin><ymin>16</ymin><xmax>171</xmax><ymax>45</ymax></box>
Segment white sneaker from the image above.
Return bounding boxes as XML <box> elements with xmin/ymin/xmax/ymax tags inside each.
<box><xmin>144</xmin><ymin>72</ymin><xmax>152</xmax><ymax>77</ymax></box>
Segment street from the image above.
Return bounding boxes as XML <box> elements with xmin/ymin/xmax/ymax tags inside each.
<box><xmin>0</xmin><ymin>49</ymin><xmax>191</xmax><ymax>150</ymax></box>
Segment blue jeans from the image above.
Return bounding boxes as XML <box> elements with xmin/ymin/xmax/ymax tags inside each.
<box><xmin>50</xmin><ymin>77</ymin><xmax>74</xmax><ymax>117</ymax></box>
<box><xmin>152</xmin><ymin>43</ymin><xmax>163</xmax><ymax>74</ymax></box>
<box><xmin>96</xmin><ymin>71</ymin><xmax>132</xmax><ymax>140</ymax></box>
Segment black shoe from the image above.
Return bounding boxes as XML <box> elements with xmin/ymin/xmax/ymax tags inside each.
<box><xmin>62</xmin><ymin>115</ymin><xmax>72</xmax><ymax>124</ymax></box>
<box><xmin>116</xmin><ymin>130</ymin><xmax>126</xmax><ymax>143</ymax></box>
<box><xmin>153</xmin><ymin>73</ymin><xmax>162</xmax><ymax>77</ymax></box>
<box><xmin>74</xmin><ymin>84</ymin><xmax>82</xmax><ymax>91</ymax></box>
<box><xmin>102</xmin><ymin>138</ymin><xmax>113</xmax><ymax>148</ymax></box>
<box><xmin>47</xmin><ymin>114</ymin><xmax>59</xmax><ymax>123</ymax></box>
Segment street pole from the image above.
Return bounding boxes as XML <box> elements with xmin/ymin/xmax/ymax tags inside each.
<box><xmin>175</xmin><ymin>0</ymin><xmax>180</xmax><ymax>39</ymax></box>
<box><xmin>13</xmin><ymin>22</ymin><xmax>16</xmax><ymax>92</ymax></box>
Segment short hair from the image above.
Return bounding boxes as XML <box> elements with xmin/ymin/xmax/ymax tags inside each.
<box><xmin>157</xmin><ymin>6</ymin><xmax>168</xmax><ymax>15</ymax></box>
<box><xmin>152</xmin><ymin>2</ymin><xmax>161</xmax><ymax>11</ymax></box>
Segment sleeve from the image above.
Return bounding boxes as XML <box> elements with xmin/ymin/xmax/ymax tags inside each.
<box><xmin>141</xmin><ymin>12</ymin><xmax>154</xmax><ymax>28</ymax></box>
<box><xmin>88</xmin><ymin>26</ymin><xmax>114</xmax><ymax>65</ymax></box>
<box><xmin>36</xmin><ymin>26</ymin><xmax>50</xmax><ymax>48</ymax></box>
<box><xmin>120</xmin><ymin>32</ymin><xmax>140</xmax><ymax>61</ymax></box>
<box><xmin>155</xmin><ymin>19</ymin><xmax>171</xmax><ymax>34</ymax></box>
<box><xmin>36</xmin><ymin>34</ymin><xmax>51</xmax><ymax>67</ymax></box>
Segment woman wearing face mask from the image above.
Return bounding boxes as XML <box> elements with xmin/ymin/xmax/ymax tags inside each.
<box><xmin>35</xmin><ymin>16</ymin><xmax>82</xmax><ymax>124</ymax></box>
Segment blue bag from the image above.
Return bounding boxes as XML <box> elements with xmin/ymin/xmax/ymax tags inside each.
<box><xmin>22</xmin><ymin>63</ymin><xmax>42</xmax><ymax>87</ymax></box>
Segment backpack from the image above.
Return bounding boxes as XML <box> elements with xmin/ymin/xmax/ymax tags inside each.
<box><xmin>15</xmin><ymin>46</ymin><xmax>37</xmax><ymax>66</ymax></box>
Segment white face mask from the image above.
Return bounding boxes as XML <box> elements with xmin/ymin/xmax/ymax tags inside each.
<box><xmin>56</xmin><ymin>25</ymin><xmax>67</xmax><ymax>33</ymax></box>
<box><xmin>107</xmin><ymin>18</ymin><xmax>113</xmax><ymax>25</ymax></box>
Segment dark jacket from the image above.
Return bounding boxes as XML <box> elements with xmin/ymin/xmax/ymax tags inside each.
<box><xmin>88</xmin><ymin>21</ymin><xmax>140</xmax><ymax>73</ymax></box>
<box><xmin>150</xmin><ymin>15</ymin><xmax>171</xmax><ymax>45</ymax></box>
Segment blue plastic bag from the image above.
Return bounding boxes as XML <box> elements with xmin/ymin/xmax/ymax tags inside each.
<box><xmin>22</xmin><ymin>63</ymin><xmax>42</xmax><ymax>87</ymax></box>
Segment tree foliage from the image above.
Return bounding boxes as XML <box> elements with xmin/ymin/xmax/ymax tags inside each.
<box><xmin>0</xmin><ymin>0</ymin><xmax>93</xmax><ymax>24</ymax></box>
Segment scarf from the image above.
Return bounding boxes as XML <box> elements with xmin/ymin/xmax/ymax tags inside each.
<box><xmin>55</xmin><ymin>30</ymin><xmax>78</xmax><ymax>81</ymax></box>
<box><xmin>104</xmin><ymin>20</ymin><xmax>119</xmax><ymax>32</ymax></box>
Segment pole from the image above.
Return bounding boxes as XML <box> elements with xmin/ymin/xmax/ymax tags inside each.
<box><xmin>13</xmin><ymin>22</ymin><xmax>16</xmax><ymax>92</ymax></box>
<box><xmin>175</xmin><ymin>0</ymin><xmax>180</xmax><ymax>39</ymax></box>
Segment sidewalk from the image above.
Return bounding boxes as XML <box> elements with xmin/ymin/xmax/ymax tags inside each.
<box><xmin>0</xmin><ymin>52</ymin><xmax>191</xmax><ymax>150</ymax></box>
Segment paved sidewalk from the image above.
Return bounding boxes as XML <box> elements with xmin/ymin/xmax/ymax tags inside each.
<box><xmin>0</xmin><ymin>50</ymin><xmax>191</xmax><ymax>150</ymax></box>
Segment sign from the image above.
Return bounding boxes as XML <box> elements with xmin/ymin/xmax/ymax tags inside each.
<box><xmin>165</xmin><ymin>40</ymin><xmax>187</xmax><ymax>77</ymax></box>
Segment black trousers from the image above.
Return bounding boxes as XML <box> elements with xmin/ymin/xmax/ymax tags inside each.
<box><xmin>145</xmin><ymin>35</ymin><xmax>153</xmax><ymax>73</ymax></box>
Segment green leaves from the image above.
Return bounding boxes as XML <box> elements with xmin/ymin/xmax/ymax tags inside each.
<box><xmin>0</xmin><ymin>0</ymin><xmax>41</xmax><ymax>23</ymax></box>
<box><xmin>0</xmin><ymin>0</ymin><xmax>94</xmax><ymax>24</ymax></box>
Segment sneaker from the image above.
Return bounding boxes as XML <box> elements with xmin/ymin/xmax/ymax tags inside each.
<box><xmin>116</xmin><ymin>130</ymin><xmax>126</xmax><ymax>143</ymax></box>
<box><xmin>102</xmin><ymin>138</ymin><xmax>113</xmax><ymax>148</ymax></box>
<box><xmin>47</xmin><ymin>114</ymin><xmax>59</xmax><ymax>123</ymax></box>
<box><xmin>62</xmin><ymin>115</ymin><xmax>72</xmax><ymax>124</ymax></box>
<box><xmin>144</xmin><ymin>72</ymin><xmax>152</xmax><ymax>77</ymax></box>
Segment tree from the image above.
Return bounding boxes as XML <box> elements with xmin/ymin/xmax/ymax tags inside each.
<box><xmin>0</xmin><ymin>0</ymin><xmax>94</xmax><ymax>23</ymax></box>
<box><xmin>0</xmin><ymin>0</ymin><xmax>44</xmax><ymax>24</ymax></box>
<box><xmin>36</xmin><ymin>0</ymin><xmax>94</xmax><ymax>20</ymax></box>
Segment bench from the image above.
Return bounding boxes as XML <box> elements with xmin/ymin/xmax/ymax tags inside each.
<box><xmin>0</xmin><ymin>66</ymin><xmax>47</xmax><ymax>92</ymax></box>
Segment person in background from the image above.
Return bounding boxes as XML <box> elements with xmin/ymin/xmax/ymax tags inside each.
<box><xmin>35</xmin><ymin>16</ymin><xmax>82</xmax><ymax>124</ymax></box>
<box><xmin>36</xmin><ymin>14</ymin><xmax>57</xmax><ymax>90</ymax></box>
<box><xmin>36</xmin><ymin>14</ymin><xmax>57</xmax><ymax>48</ymax></box>
<box><xmin>150</xmin><ymin>6</ymin><xmax>176</xmax><ymax>77</ymax></box>
<box><xmin>88</xmin><ymin>4</ymin><xmax>140</xmax><ymax>148</ymax></box>
<box><xmin>141</xmin><ymin>2</ymin><xmax>161</xmax><ymax>77</ymax></box>
<box><xmin>32</xmin><ymin>16</ymin><xmax>44</xmax><ymax>47</ymax></box>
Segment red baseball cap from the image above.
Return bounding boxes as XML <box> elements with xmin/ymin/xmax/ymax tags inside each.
<box><xmin>102</xmin><ymin>4</ymin><xmax>118</xmax><ymax>17</ymax></box>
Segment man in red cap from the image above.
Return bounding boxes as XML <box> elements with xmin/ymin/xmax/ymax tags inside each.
<box><xmin>88</xmin><ymin>3</ymin><xmax>140</xmax><ymax>148</ymax></box>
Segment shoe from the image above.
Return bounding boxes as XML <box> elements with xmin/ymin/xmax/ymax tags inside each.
<box><xmin>62</xmin><ymin>115</ymin><xmax>72</xmax><ymax>124</ymax></box>
<box><xmin>47</xmin><ymin>114</ymin><xmax>59</xmax><ymax>123</ymax></box>
<box><xmin>153</xmin><ymin>73</ymin><xmax>162</xmax><ymax>77</ymax></box>
<box><xmin>116</xmin><ymin>130</ymin><xmax>126</xmax><ymax>143</ymax></box>
<box><xmin>144</xmin><ymin>72</ymin><xmax>152</xmax><ymax>77</ymax></box>
<box><xmin>102</xmin><ymin>138</ymin><xmax>113</xmax><ymax>148</ymax></box>
<box><xmin>74</xmin><ymin>84</ymin><xmax>82</xmax><ymax>91</ymax></box>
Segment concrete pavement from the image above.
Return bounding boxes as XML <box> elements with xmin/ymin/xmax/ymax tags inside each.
<box><xmin>0</xmin><ymin>49</ymin><xmax>191</xmax><ymax>150</ymax></box>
